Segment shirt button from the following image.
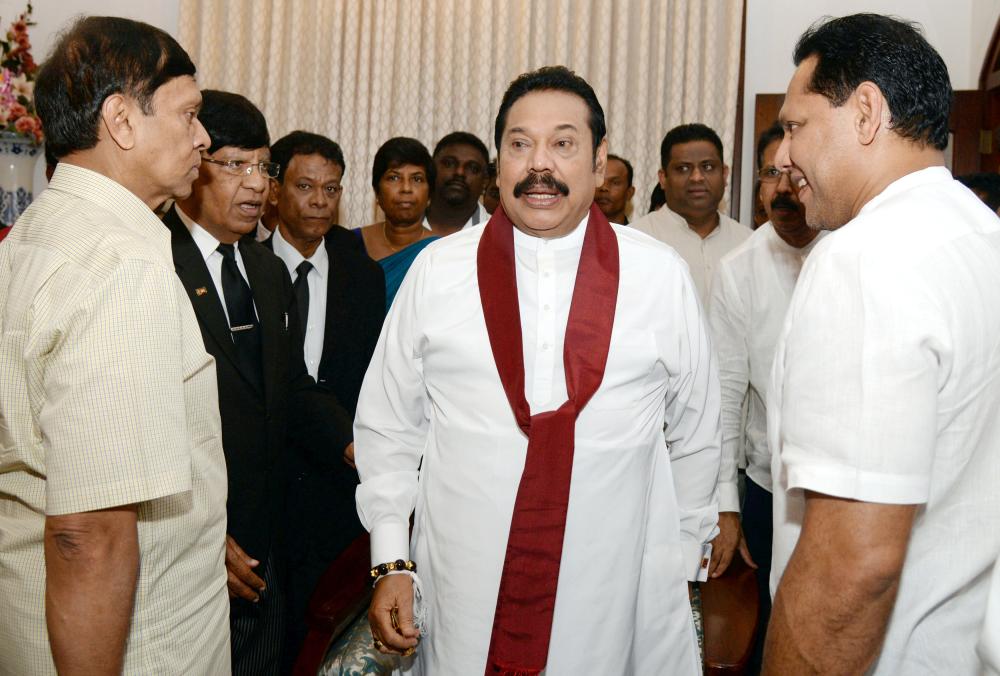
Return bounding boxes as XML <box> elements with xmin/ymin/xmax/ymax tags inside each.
<box><xmin>542</xmin><ymin>343</ymin><xmax>550</xmax><ymax>350</ymax></box>
<box><xmin>544</xmin><ymin>304</ymin><xmax>551</xmax><ymax>311</ymax></box>
<box><xmin>543</xmin><ymin>271</ymin><xmax>551</xmax><ymax>278</ymax></box>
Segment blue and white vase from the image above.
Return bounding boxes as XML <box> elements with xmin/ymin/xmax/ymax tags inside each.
<box><xmin>0</xmin><ymin>132</ymin><xmax>39</xmax><ymax>226</ymax></box>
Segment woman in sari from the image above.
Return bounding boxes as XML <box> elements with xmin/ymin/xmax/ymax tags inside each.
<box><xmin>354</xmin><ymin>137</ymin><xmax>438</xmax><ymax>311</ymax></box>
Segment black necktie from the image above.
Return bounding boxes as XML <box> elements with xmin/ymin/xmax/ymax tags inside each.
<box><xmin>217</xmin><ymin>243</ymin><xmax>263</xmax><ymax>392</ymax></box>
<box><xmin>293</xmin><ymin>260</ymin><xmax>313</xmax><ymax>339</ymax></box>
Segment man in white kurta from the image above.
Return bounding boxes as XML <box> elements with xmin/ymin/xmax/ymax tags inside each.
<box><xmin>631</xmin><ymin>123</ymin><xmax>751</xmax><ymax>307</ymax></box>
<box><xmin>356</xmin><ymin>214</ymin><xmax>720</xmax><ymax>674</ymax></box>
<box><xmin>764</xmin><ymin>15</ymin><xmax>1000</xmax><ymax>674</ymax></box>
<box><xmin>355</xmin><ymin>67</ymin><xmax>720</xmax><ymax>675</ymax></box>
<box><xmin>768</xmin><ymin>166</ymin><xmax>1000</xmax><ymax>674</ymax></box>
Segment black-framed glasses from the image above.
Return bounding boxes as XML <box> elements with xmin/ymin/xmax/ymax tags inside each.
<box><xmin>202</xmin><ymin>157</ymin><xmax>280</xmax><ymax>179</ymax></box>
<box><xmin>758</xmin><ymin>166</ymin><xmax>789</xmax><ymax>184</ymax></box>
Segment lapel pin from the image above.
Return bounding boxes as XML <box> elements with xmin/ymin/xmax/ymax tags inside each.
<box><xmin>195</xmin><ymin>287</ymin><xmax>208</xmax><ymax>296</ymax></box>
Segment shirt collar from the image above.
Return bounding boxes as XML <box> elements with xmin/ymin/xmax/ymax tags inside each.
<box><xmin>512</xmin><ymin>212</ymin><xmax>590</xmax><ymax>252</ymax></box>
<box><xmin>660</xmin><ymin>206</ymin><xmax>724</xmax><ymax>239</ymax></box>
<box><xmin>272</xmin><ymin>223</ymin><xmax>329</xmax><ymax>279</ymax></box>
<box><xmin>763</xmin><ymin>221</ymin><xmax>826</xmax><ymax>256</ymax></box>
<box><xmin>857</xmin><ymin>166</ymin><xmax>952</xmax><ymax>218</ymax></box>
<box><xmin>48</xmin><ymin>163</ymin><xmax>172</xmax><ymax>263</ymax></box>
<box><xmin>175</xmin><ymin>203</ymin><xmax>234</xmax><ymax>263</ymax></box>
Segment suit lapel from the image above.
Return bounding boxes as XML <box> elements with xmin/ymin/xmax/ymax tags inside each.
<box><xmin>241</xmin><ymin>241</ymin><xmax>283</xmax><ymax>407</ymax></box>
<box><xmin>165</xmin><ymin>207</ymin><xmax>244</xmax><ymax>374</ymax></box>
<box><xmin>320</xmin><ymin>236</ymin><xmax>349</xmax><ymax>373</ymax></box>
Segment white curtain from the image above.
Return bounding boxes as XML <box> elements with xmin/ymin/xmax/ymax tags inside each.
<box><xmin>179</xmin><ymin>0</ymin><xmax>743</xmax><ymax>229</ymax></box>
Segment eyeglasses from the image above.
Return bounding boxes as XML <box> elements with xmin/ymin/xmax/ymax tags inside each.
<box><xmin>758</xmin><ymin>166</ymin><xmax>790</xmax><ymax>184</ymax></box>
<box><xmin>202</xmin><ymin>157</ymin><xmax>280</xmax><ymax>179</ymax></box>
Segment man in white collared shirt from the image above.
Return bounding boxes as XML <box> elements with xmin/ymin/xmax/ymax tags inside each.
<box><xmin>0</xmin><ymin>17</ymin><xmax>229</xmax><ymax>675</ymax></box>
<box><xmin>632</xmin><ymin>123</ymin><xmax>751</xmax><ymax>306</ymax></box>
<box><xmin>764</xmin><ymin>15</ymin><xmax>1000</xmax><ymax>675</ymax></box>
<box><xmin>425</xmin><ymin>131</ymin><xmax>491</xmax><ymax>236</ymax></box>
<box><xmin>706</xmin><ymin>121</ymin><xmax>822</xmax><ymax>671</ymax></box>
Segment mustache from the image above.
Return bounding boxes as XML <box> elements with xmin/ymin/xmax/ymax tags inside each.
<box><xmin>770</xmin><ymin>194</ymin><xmax>801</xmax><ymax>212</ymax></box>
<box><xmin>445</xmin><ymin>177</ymin><xmax>468</xmax><ymax>188</ymax></box>
<box><xmin>513</xmin><ymin>172</ymin><xmax>570</xmax><ymax>198</ymax></box>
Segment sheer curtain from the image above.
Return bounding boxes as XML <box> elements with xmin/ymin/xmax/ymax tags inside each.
<box><xmin>179</xmin><ymin>0</ymin><xmax>743</xmax><ymax>229</ymax></box>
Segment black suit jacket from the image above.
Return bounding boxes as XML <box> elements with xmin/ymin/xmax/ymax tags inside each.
<box><xmin>262</xmin><ymin>225</ymin><xmax>384</xmax><ymax>626</ymax></box>
<box><xmin>262</xmin><ymin>225</ymin><xmax>384</xmax><ymax>438</ymax></box>
<box><xmin>165</xmin><ymin>207</ymin><xmax>352</xmax><ymax>562</ymax></box>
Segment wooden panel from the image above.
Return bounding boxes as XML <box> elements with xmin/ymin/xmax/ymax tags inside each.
<box><xmin>753</xmin><ymin>94</ymin><xmax>784</xmax><ymax>169</ymax></box>
<box><xmin>950</xmin><ymin>90</ymin><xmax>985</xmax><ymax>176</ymax></box>
<box><xmin>983</xmin><ymin>89</ymin><xmax>1000</xmax><ymax>174</ymax></box>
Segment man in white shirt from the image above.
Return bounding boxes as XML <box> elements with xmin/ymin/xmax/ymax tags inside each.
<box><xmin>425</xmin><ymin>131</ymin><xmax>491</xmax><ymax>235</ymax></box>
<box><xmin>706</xmin><ymin>120</ymin><xmax>821</xmax><ymax>671</ymax></box>
<box><xmin>631</xmin><ymin>123</ymin><xmax>751</xmax><ymax>305</ymax></box>
<box><xmin>356</xmin><ymin>65</ymin><xmax>720</xmax><ymax>675</ymax></box>
<box><xmin>764</xmin><ymin>14</ymin><xmax>1000</xmax><ymax>675</ymax></box>
<box><xmin>0</xmin><ymin>17</ymin><xmax>230</xmax><ymax>675</ymax></box>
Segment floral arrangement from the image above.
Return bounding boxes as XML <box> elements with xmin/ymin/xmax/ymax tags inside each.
<box><xmin>0</xmin><ymin>3</ymin><xmax>40</xmax><ymax>144</ymax></box>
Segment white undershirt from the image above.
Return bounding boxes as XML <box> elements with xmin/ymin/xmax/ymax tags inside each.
<box><xmin>175</xmin><ymin>205</ymin><xmax>257</xmax><ymax>326</ymax></box>
<box><xmin>270</xmin><ymin>225</ymin><xmax>329</xmax><ymax>380</ymax></box>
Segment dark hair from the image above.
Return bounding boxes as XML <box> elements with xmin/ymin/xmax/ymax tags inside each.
<box><xmin>371</xmin><ymin>137</ymin><xmax>435</xmax><ymax>192</ymax></box>
<box><xmin>607</xmin><ymin>153</ymin><xmax>634</xmax><ymax>186</ymax></box>
<box><xmin>486</xmin><ymin>158</ymin><xmax>497</xmax><ymax>180</ymax></box>
<box><xmin>659</xmin><ymin>123</ymin><xmax>724</xmax><ymax>169</ymax></box>
<box><xmin>793</xmin><ymin>13</ymin><xmax>951</xmax><ymax>150</ymax></box>
<box><xmin>756</xmin><ymin>121</ymin><xmax>785</xmax><ymax>169</ymax></box>
<box><xmin>494</xmin><ymin>65</ymin><xmax>606</xmax><ymax>158</ymax></box>
<box><xmin>198</xmin><ymin>90</ymin><xmax>269</xmax><ymax>154</ymax></box>
<box><xmin>433</xmin><ymin>131</ymin><xmax>489</xmax><ymax>166</ymax></box>
<box><xmin>956</xmin><ymin>172</ymin><xmax>1000</xmax><ymax>211</ymax></box>
<box><xmin>649</xmin><ymin>183</ymin><xmax>666</xmax><ymax>212</ymax></box>
<box><xmin>35</xmin><ymin>16</ymin><xmax>197</xmax><ymax>159</ymax></box>
<box><xmin>269</xmin><ymin>131</ymin><xmax>345</xmax><ymax>183</ymax></box>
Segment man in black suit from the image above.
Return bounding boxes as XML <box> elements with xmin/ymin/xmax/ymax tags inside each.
<box><xmin>264</xmin><ymin>130</ymin><xmax>385</xmax><ymax>667</ymax></box>
<box><xmin>164</xmin><ymin>92</ymin><xmax>352</xmax><ymax>675</ymax></box>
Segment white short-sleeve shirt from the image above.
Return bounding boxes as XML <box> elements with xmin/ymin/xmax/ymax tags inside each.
<box><xmin>769</xmin><ymin>167</ymin><xmax>1000</xmax><ymax>675</ymax></box>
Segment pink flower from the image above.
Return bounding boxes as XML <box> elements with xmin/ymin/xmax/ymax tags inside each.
<box><xmin>7</xmin><ymin>101</ymin><xmax>26</xmax><ymax>122</ymax></box>
<box><xmin>14</xmin><ymin>114</ymin><xmax>36</xmax><ymax>135</ymax></box>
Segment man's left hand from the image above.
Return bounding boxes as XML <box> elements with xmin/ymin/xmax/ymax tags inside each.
<box><xmin>343</xmin><ymin>442</ymin><xmax>356</xmax><ymax>469</ymax></box>
<box><xmin>708</xmin><ymin>511</ymin><xmax>756</xmax><ymax>578</ymax></box>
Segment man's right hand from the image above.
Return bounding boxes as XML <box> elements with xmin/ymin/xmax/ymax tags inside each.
<box><xmin>225</xmin><ymin>535</ymin><xmax>265</xmax><ymax>601</ymax></box>
<box><xmin>369</xmin><ymin>573</ymin><xmax>420</xmax><ymax>655</ymax></box>
<box><xmin>708</xmin><ymin>511</ymin><xmax>757</xmax><ymax>578</ymax></box>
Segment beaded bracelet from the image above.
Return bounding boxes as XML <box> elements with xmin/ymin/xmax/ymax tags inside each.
<box><xmin>369</xmin><ymin>558</ymin><xmax>417</xmax><ymax>582</ymax></box>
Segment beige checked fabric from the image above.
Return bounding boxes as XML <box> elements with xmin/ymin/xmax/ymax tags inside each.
<box><xmin>0</xmin><ymin>164</ymin><xmax>231</xmax><ymax>675</ymax></box>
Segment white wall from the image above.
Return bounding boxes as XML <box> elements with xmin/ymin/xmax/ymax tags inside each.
<box><xmin>741</xmin><ymin>0</ymin><xmax>1000</xmax><ymax>223</ymax></box>
<box><xmin>0</xmin><ymin>0</ymin><xmax>178</xmax><ymax>193</ymax></box>
<box><xmin>0</xmin><ymin>0</ymin><xmax>178</xmax><ymax>58</ymax></box>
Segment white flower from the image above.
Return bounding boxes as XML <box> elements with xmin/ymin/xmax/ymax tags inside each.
<box><xmin>10</xmin><ymin>73</ymin><xmax>32</xmax><ymax>99</ymax></box>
